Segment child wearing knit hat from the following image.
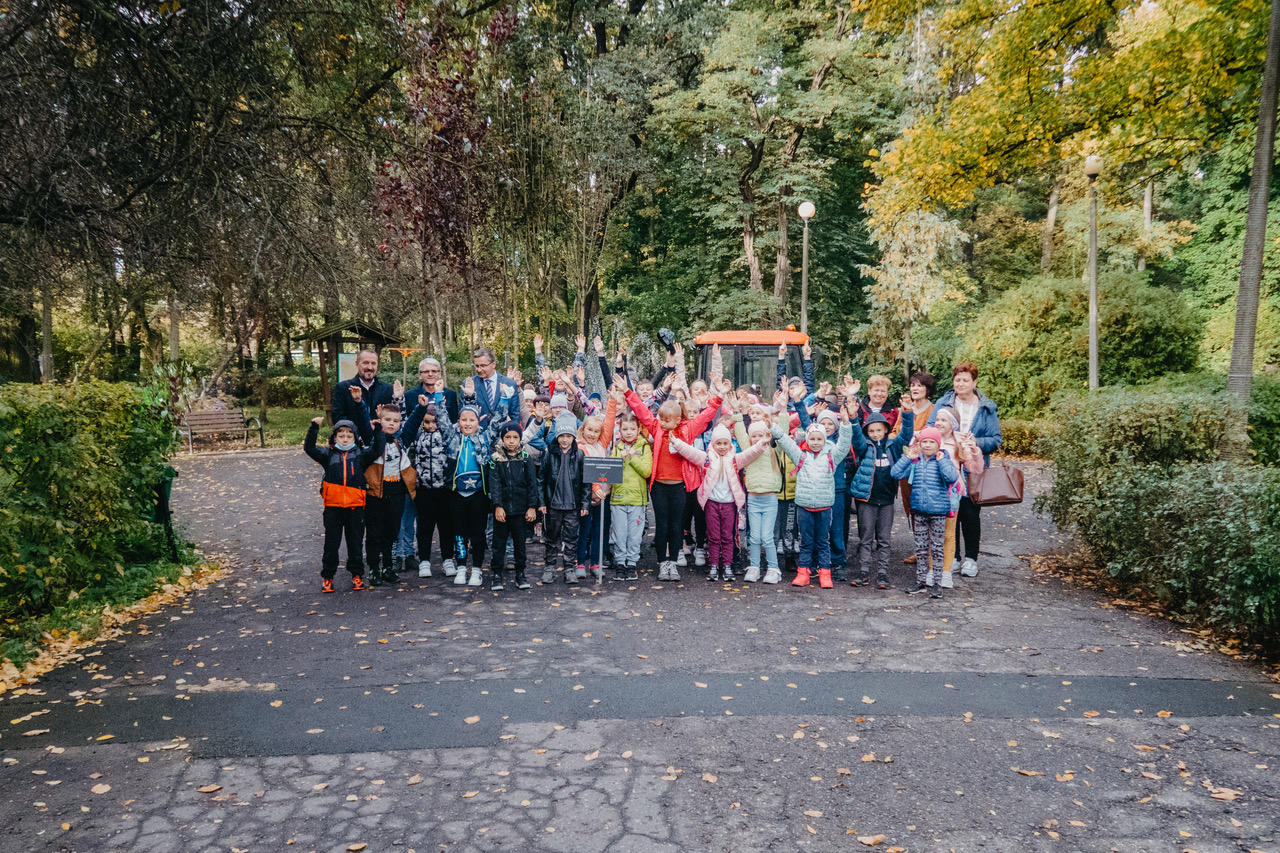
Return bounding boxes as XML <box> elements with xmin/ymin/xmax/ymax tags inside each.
<box><xmin>732</xmin><ymin>411</ymin><xmax>785</xmax><ymax>583</ymax></box>
<box><xmin>890</xmin><ymin>427</ymin><xmax>960</xmax><ymax>598</ymax></box>
<box><xmin>538</xmin><ymin>412</ymin><xmax>591</xmax><ymax>585</ymax></box>
<box><xmin>669</xmin><ymin>423</ymin><xmax>772</xmax><ymax>582</ymax></box>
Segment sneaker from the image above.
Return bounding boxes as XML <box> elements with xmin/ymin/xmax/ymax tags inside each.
<box><xmin>818</xmin><ymin>568</ymin><xmax>833</xmax><ymax>589</ymax></box>
<box><xmin>722</xmin><ymin>566</ymin><xmax>735</xmax><ymax>582</ymax></box>
<box><xmin>383</xmin><ymin>567</ymin><xmax>400</xmax><ymax>584</ymax></box>
<box><xmin>418</xmin><ymin>560</ymin><xmax>432</xmax><ymax>578</ymax></box>
<box><xmin>405</xmin><ymin>555</ymin><xmax>420</xmax><ymax>575</ymax></box>
<box><xmin>877</xmin><ymin>576</ymin><xmax>888</xmax><ymax>590</ymax></box>
<box><xmin>575</xmin><ymin>564</ymin><xmax>588</xmax><ymax>580</ymax></box>
<box><xmin>960</xmin><ymin>558</ymin><xmax>978</xmax><ymax>578</ymax></box>
<box><xmin>693</xmin><ymin>547</ymin><xmax>707</xmax><ymax>567</ymax></box>
<box><xmin>833</xmin><ymin>570</ymin><xmax>847</xmax><ymax>584</ymax></box>
<box><xmin>491</xmin><ymin>574</ymin><xmax>505</xmax><ymax>591</ymax></box>
<box><xmin>352</xmin><ymin>575</ymin><xmax>366</xmax><ymax>591</ymax></box>
<box><xmin>762</xmin><ymin>567</ymin><xmax>782</xmax><ymax>584</ymax></box>
<box><xmin>592</xmin><ymin>564</ymin><xmax>604</xmax><ymax>583</ymax></box>
<box><xmin>668</xmin><ymin>563</ymin><xmax>681</xmax><ymax>582</ymax></box>
<box><xmin>930</xmin><ymin>582</ymin><xmax>943</xmax><ymax>599</ymax></box>
<box><xmin>908</xmin><ymin>582</ymin><xmax>928</xmax><ymax>595</ymax></box>
<box><xmin>565</xmin><ymin>569</ymin><xmax>579</xmax><ymax>585</ymax></box>
<box><xmin>453</xmin><ymin>565</ymin><xmax>469</xmax><ymax>585</ymax></box>
<box><xmin>516</xmin><ymin>573</ymin><xmax>531</xmax><ymax>590</ymax></box>
<box><xmin>541</xmin><ymin>568</ymin><xmax>556</xmax><ymax>584</ymax></box>
<box><xmin>322</xmin><ymin>578</ymin><xmax>335</xmax><ymax>593</ymax></box>
<box><xmin>744</xmin><ymin>566</ymin><xmax>761</xmax><ymax>583</ymax></box>
<box><xmin>941</xmin><ymin>569</ymin><xmax>954</xmax><ymax>589</ymax></box>
<box><xmin>622</xmin><ymin>564</ymin><xmax>639</xmax><ymax>581</ymax></box>
<box><xmin>657</xmin><ymin>561</ymin><xmax>670</xmax><ymax>581</ymax></box>
<box><xmin>853</xmin><ymin>573</ymin><xmax>869</xmax><ymax>587</ymax></box>
<box><xmin>707</xmin><ymin>566</ymin><xmax>720</xmax><ymax>582</ymax></box>
<box><xmin>369</xmin><ymin>569</ymin><xmax>383</xmax><ymax>588</ymax></box>
<box><xmin>442</xmin><ymin>558</ymin><xmax>457</xmax><ymax>577</ymax></box>
<box><xmin>792</xmin><ymin>567</ymin><xmax>811</xmax><ymax>587</ymax></box>
<box><xmin>468</xmin><ymin>567</ymin><xmax>483</xmax><ymax>587</ymax></box>
<box><xmin>676</xmin><ymin>549</ymin><xmax>688</xmax><ymax>567</ymax></box>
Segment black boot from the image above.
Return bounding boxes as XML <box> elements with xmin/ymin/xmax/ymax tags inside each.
<box><xmin>384</xmin><ymin>557</ymin><xmax>401</xmax><ymax>584</ymax></box>
<box><xmin>369</xmin><ymin>568</ymin><xmax>383</xmax><ymax>587</ymax></box>
<box><xmin>515</xmin><ymin>572</ymin><xmax>530</xmax><ymax>590</ymax></box>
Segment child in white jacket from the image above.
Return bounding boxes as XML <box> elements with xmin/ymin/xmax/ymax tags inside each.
<box><xmin>669</xmin><ymin>424</ymin><xmax>771</xmax><ymax>581</ymax></box>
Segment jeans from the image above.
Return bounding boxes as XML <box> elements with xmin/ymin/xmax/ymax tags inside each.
<box><xmin>704</xmin><ymin>499</ymin><xmax>737</xmax><ymax>567</ymax></box>
<box><xmin>491</xmin><ymin>515</ymin><xmax>528</xmax><ymax>574</ymax></box>
<box><xmin>829</xmin><ymin>492</ymin><xmax>850</xmax><ymax>573</ymax></box>
<box><xmin>796</xmin><ymin>506</ymin><xmax>832</xmax><ymax>570</ymax></box>
<box><xmin>611</xmin><ymin>503</ymin><xmax>646</xmax><ymax>566</ymax></box>
<box><xmin>321</xmin><ymin>506</ymin><xmax>365</xmax><ymax>579</ymax></box>
<box><xmin>746</xmin><ymin>493</ymin><xmax>779</xmax><ymax>569</ymax></box>
<box><xmin>651</xmin><ymin>482</ymin><xmax>686</xmax><ymax>562</ymax></box>
<box><xmin>855</xmin><ymin>501</ymin><xmax>894</xmax><ymax>580</ymax></box>
<box><xmin>394</xmin><ymin>494</ymin><xmax>416</xmax><ymax>558</ymax></box>
<box><xmin>415</xmin><ymin>486</ymin><xmax>455</xmax><ymax>564</ymax></box>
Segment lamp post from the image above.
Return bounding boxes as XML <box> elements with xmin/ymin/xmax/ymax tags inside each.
<box><xmin>798</xmin><ymin>201</ymin><xmax>815</xmax><ymax>335</ymax></box>
<box><xmin>1085</xmin><ymin>155</ymin><xmax>1102</xmax><ymax>390</ymax></box>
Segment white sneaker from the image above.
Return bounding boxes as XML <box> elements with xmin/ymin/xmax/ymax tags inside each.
<box><xmin>762</xmin><ymin>568</ymin><xmax>781</xmax><ymax>584</ymax></box>
<box><xmin>744</xmin><ymin>566</ymin><xmax>761</xmax><ymax>583</ymax></box>
<box><xmin>453</xmin><ymin>565</ymin><xmax>469</xmax><ymax>585</ymax></box>
<box><xmin>658</xmin><ymin>561</ymin><xmax>670</xmax><ymax>581</ymax></box>
<box><xmin>676</xmin><ymin>549</ymin><xmax>688</xmax><ymax>567</ymax></box>
<box><xmin>442</xmin><ymin>558</ymin><xmax>457</xmax><ymax>577</ymax></box>
<box><xmin>467</xmin><ymin>567</ymin><xmax>483</xmax><ymax>586</ymax></box>
<box><xmin>418</xmin><ymin>561</ymin><xmax>432</xmax><ymax>578</ymax></box>
<box><xmin>941</xmin><ymin>569</ymin><xmax>954</xmax><ymax>589</ymax></box>
<box><xmin>960</xmin><ymin>558</ymin><xmax>978</xmax><ymax>578</ymax></box>
<box><xmin>693</xmin><ymin>548</ymin><xmax>707</xmax><ymax>567</ymax></box>
<box><xmin>668</xmin><ymin>563</ymin><xmax>681</xmax><ymax>582</ymax></box>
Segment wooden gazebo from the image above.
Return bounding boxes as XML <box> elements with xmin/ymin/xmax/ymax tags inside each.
<box><xmin>307</xmin><ymin>320</ymin><xmax>405</xmax><ymax>421</ymax></box>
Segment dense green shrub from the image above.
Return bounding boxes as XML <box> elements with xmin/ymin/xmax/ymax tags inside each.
<box><xmin>1247</xmin><ymin>374</ymin><xmax>1280</xmax><ymax>466</ymax></box>
<box><xmin>0</xmin><ymin>381</ymin><xmax>177</xmax><ymax>622</ymax></box>
<box><xmin>998</xmin><ymin>419</ymin><xmax>1048</xmax><ymax>457</ymax></box>
<box><xmin>957</xmin><ymin>273</ymin><xmax>1203</xmax><ymax>417</ymax></box>
<box><xmin>241</xmin><ymin>375</ymin><xmax>324</xmax><ymax>408</ymax></box>
<box><xmin>1038</xmin><ymin>388</ymin><xmax>1280</xmax><ymax>645</ymax></box>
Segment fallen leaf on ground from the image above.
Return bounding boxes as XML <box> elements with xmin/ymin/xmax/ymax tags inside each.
<box><xmin>805</xmin><ymin>810</ymin><xmax>823</xmax><ymax>817</ymax></box>
<box><xmin>694</xmin><ymin>682</ymin><xmax>707</xmax><ymax>688</ymax></box>
<box><xmin>792</xmin><ymin>731</ymin><xmax>805</xmax><ymax>740</ymax></box>
<box><xmin>1209</xmin><ymin>787</ymin><xmax>1243</xmax><ymax>801</ymax></box>
<box><xmin>269</xmin><ymin>700</ymin><xmax>282</xmax><ymax>708</ymax></box>
<box><xmin>1016</xmin><ymin>769</ymin><xmax>1045</xmax><ymax>777</ymax></box>
<box><xmin>857</xmin><ymin>835</ymin><xmax>886</xmax><ymax>846</ymax></box>
<box><xmin>622</xmin><ymin>750</ymin><xmax>633</xmax><ymax>758</ymax></box>
<box><xmin>90</xmin><ymin>784</ymin><xmax>111</xmax><ymax>794</ymax></box>
<box><xmin>347</xmin><ymin>845</ymin><xmax>367</xmax><ymax>852</ymax></box>
<box><xmin>312</xmin><ymin>783</ymin><xmax>327</xmax><ymax>791</ymax></box>
<box><xmin>1141</xmin><ymin>772</ymin><xmax>1163</xmax><ymax>780</ymax></box>
<box><xmin>464</xmin><ymin>715</ymin><xmax>480</xmax><ymax>724</ymax></box>
<box><xmin>1083</xmin><ymin>711</ymin><xmax>1100</xmax><ymax>718</ymax></box>
<box><xmin>22</xmin><ymin>729</ymin><xmax>50</xmax><ymax>737</ymax></box>
<box><xmin>702</xmin><ymin>773</ymin><xmax>718</xmax><ymax>783</ymax></box>
<box><xmin>861</xmin><ymin>753</ymin><xmax>877</xmax><ymax>762</ymax></box>
<box><xmin>1068</xmin><ymin>820</ymin><xmax>1087</xmax><ymax>827</ymax></box>
<box><xmin>584</xmin><ymin>751</ymin><xmax>599</xmax><ymax>761</ymax></box>
<box><xmin>861</xmin><ymin>696</ymin><xmax>875</xmax><ymax>704</ymax></box>
<box><xmin>838</xmin><ymin>767</ymin><xmax>851</xmax><ymax>775</ymax></box>
<box><xmin>463</xmin><ymin>791</ymin><xmax>478</xmax><ymax>799</ymax></box>
<box><xmin>306</xmin><ymin>728</ymin><xmax>324</xmax><ymax>734</ymax></box>
<box><xmin>1157</xmin><ymin>710</ymin><xmax>1173</xmax><ymax>717</ymax></box>
<box><xmin>197</xmin><ymin>785</ymin><xmax>222</xmax><ymax>793</ymax></box>
<box><xmin>406</xmin><ymin>774</ymin><xmax>423</xmax><ymax>786</ymax></box>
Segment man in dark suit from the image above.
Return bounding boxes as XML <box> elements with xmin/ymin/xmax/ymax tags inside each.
<box><xmin>468</xmin><ymin>346</ymin><xmax>519</xmax><ymax>429</ymax></box>
<box><xmin>333</xmin><ymin>349</ymin><xmax>394</xmax><ymax>433</ymax></box>
<box><xmin>406</xmin><ymin>357</ymin><xmax>460</xmax><ymax>423</ymax></box>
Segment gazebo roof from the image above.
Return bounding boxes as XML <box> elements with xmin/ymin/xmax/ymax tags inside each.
<box><xmin>307</xmin><ymin>319</ymin><xmax>405</xmax><ymax>346</ymax></box>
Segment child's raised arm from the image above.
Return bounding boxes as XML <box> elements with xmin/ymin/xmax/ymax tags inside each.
<box><xmin>304</xmin><ymin>418</ymin><xmax>330</xmax><ymax>465</ymax></box>
<box><xmin>770</xmin><ymin>422</ymin><xmax>803</xmax><ymax>463</ymax></box>
<box><xmin>667</xmin><ymin>436</ymin><xmax>707</xmax><ymax>466</ymax></box>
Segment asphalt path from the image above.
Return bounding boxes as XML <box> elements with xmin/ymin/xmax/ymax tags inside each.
<box><xmin>0</xmin><ymin>448</ymin><xmax>1276</xmax><ymax>853</ymax></box>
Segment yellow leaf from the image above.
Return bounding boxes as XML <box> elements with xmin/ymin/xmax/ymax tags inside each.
<box><xmin>805</xmin><ymin>810</ymin><xmax>823</xmax><ymax>817</ymax></box>
<box><xmin>91</xmin><ymin>783</ymin><xmax>111</xmax><ymax>794</ymax></box>
<box><xmin>462</xmin><ymin>791</ymin><xmax>479</xmax><ymax>799</ymax></box>
<box><xmin>1141</xmin><ymin>771</ymin><xmax>1162</xmax><ymax>780</ymax></box>
<box><xmin>306</xmin><ymin>728</ymin><xmax>324</xmax><ymax>734</ymax></box>
<box><xmin>61</xmin><ymin>823</ymin><xmax>70</xmax><ymax>830</ymax></box>
<box><xmin>464</xmin><ymin>716</ymin><xmax>480</xmax><ymax>725</ymax></box>
<box><xmin>694</xmin><ymin>682</ymin><xmax>707</xmax><ymax>688</ymax></box>
<box><xmin>861</xmin><ymin>696</ymin><xmax>876</xmax><ymax>704</ymax></box>
<box><xmin>407</xmin><ymin>774</ymin><xmax>423</xmax><ymax>785</ymax></box>
<box><xmin>1068</xmin><ymin>820</ymin><xmax>1087</xmax><ymax>827</ymax></box>
<box><xmin>584</xmin><ymin>751</ymin><xmax>599</xmax><ymax>761</ymax></box>
<box><xmin>347</xmin><ymin>845</ymin><xmax>368</xmax><ymax>852</ymax></box>
<box><xmin>857</xmin><ymin>835</ymin><xmax>887</xmax><ymax>846</ymax></box>
<box><xmin>622</xmin><ymin>751</ymin><xmax>633</xmax><ymax>758</ymax></box>
<box><xmin>1179</xmin><ymin>830</ymin><xmax>1192</xmax><ymax>837</ymax></box>
<box><xmin>270</xmin><ymin>700</ymin><xmax>282</xmax><ymax>708</ymax></box>
<box><xmin>702</xmin><ymin>773</ymin><xmax>718</xmax><ymax>783</ymax></box>
<box><xmin>1157</xmin><ymin>710</ymin><xmax>1173</xmax><ymax>717</ymax></box>
<box><xmin>637</xmin><ymin>654</ymin><xmax>648</xmax><ymax>659</ymax></box>
<box><xmin>95</xmin><ymin>735</ymin><xmax>114</xmax><ymax>742</ymax></box>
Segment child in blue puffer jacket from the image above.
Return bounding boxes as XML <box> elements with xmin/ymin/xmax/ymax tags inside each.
<box><xmin>890</xmin><ymin>427</ymin><xmax>958</xmax><ymax>599</ymax></box>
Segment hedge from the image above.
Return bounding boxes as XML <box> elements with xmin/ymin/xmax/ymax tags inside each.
<box><xmin>1037</xmin><ymin>388</ymin><xmax>1279</xmax><ymax>646</ymax></box>
<box><xmin>0</xmin><ymin>381</ymin><xmax>177</xmax><ymax>623</ymax></box>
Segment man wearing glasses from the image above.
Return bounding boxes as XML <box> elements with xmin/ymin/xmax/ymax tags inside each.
<box><xmin>469</xmin><ymin>347</ymin><xmax>519</xmax><ymax>430</ymax></box>
<box><xmin>406</xmin><ymin>357</ymin><xmax>459</xmax><ymax>423</ymax></box>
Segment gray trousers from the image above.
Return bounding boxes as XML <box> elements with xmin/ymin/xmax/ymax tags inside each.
<box><xmin>855</xmin><ymin>501</ymin><xmax>895</xmax><ymax>580</ymax></box>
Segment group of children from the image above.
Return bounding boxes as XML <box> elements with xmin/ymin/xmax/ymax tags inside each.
<box><xmin>305</xmin><ymin>335</ymin><xmax>983</xmax><ymax>599</ymax></box>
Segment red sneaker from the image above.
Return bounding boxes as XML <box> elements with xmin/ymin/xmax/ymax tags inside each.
<box><xmin>817</xmin><ymin>569</ymin><xmax>833</xmax><ymax>589</ymax></box>
<box><xmin>792</xmin><ymin>567</ymin><xmax>811</xmax><ymax>587</ymax></box>
<box><xmin>352</xmin><ymin>575</ymin><xmax>366</xmax><ymax>591</ymax></box>
<box><xmin>322</xmin><ymin>578</ymin><xmax>335</xmax><ymax>594</ymax></box>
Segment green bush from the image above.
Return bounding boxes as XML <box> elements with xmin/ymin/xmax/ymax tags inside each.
<box><xmin>1248</xmin><ymin>374</ymin><xmax>1280</xmax><ymax>466</ymax></box>
<box><xmin>998</xmin><ymin>418</ymin><xmax>1048</xmax><ymax>457</ymax></box>
<box><xmin>242</xmin><ymin>375</ymin><xmax>324</xmax><ymax>408</ymax></box>
<box><xmin>957</xmin><ymin>273</ymin><xmax>1203</xmax><ymax>417</ymax></box>
<box><xmin>1037</xmin><ymin>388</ymin><xmax>1280</xmax><ymax>646</ymax></box>
<box><xmin>0</xmin><ymin>381</ymin><xmax>177</xmax><ymax>622</ymax></box>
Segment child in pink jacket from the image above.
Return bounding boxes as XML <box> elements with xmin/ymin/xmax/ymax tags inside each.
<box><xmin>669</xmin><ymin>424</ymin><xmax>771</xmax><ymax>582</ymax></box>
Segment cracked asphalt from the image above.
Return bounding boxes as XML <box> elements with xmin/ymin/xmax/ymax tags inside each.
<box><xmin>0</xmin><ymin>448</ymin><xmax>1276</xmax><ymax>853</ymax></box>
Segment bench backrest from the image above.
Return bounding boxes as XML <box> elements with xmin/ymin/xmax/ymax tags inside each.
<box><xmin>182</xmin><ymin>410</ymin><xmax>247</xmax><ymax>429</ymax></box>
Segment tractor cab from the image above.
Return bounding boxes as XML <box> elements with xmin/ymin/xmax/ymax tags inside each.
<box><xmin>693</xmin><ymin>330</ymin><xmax>812</xmax><ymax>395</ymax></box>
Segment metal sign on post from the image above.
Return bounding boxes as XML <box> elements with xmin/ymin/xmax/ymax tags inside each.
<box><xmin>581</xmin><ymin>458</ymin><xmax>624</xmax><ymax>582</ymax></box>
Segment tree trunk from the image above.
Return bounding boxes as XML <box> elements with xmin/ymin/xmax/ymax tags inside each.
<box><xmin>40</xmin><ymin>279</ymin><xmax>53</xmax><ymax>382</ymax></box>
<box><xmin>424</xmin><ymin>264</ymin><xmax>445</xmax><ymax>357</ymax></box>
<box><xmin>773</xmin><ymin>200</ymin><xmax>791</xmax><ymax>300</ymax></box>
<box><xmin>1041</xmin><ymin>180</ymin><xmax>1061</xmax><ymax>274</ymax></box>
<box><xmin>1138</xmin><ymin>180</ymin><xmax>1153</xmax><ymax>272</ymax></box>
<box><xmin>169</xmin><ymin>286</ymin><xmax>181</xmax><ymax>363</ymax></box>
<box><xmin>1228</xmin><ymin>0</ymin><xmax>1280</xmax><ymax>407</ymax></box>
<box><xmin>739</xmin><ymin>138</ymin><xmax>767</xmax><ymax>291</ymax></box>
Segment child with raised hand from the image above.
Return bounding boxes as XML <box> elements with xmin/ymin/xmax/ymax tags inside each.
<box><xmin>574</xmin><ymin>388</ymin><xmax>619</xmax><ymax>582</ymax></box>
<box><xmin>669</xmin><ymin>418</ymin><xmax>771</xmax><ymax>582</ymax></box>
<box><xmin>444</xmin><ymin>377</ymin><xmax>501</xmax><ymax>588</ymax></box>
<box><xmin>848</xmin><ymin>388</ymin><xmax>916</xmax><ymax>590</ymax></box>
<box><xmin>609</xmin><ymin>402</ymin><xmax>653</xmax><ymax>581</ymax></box>
<box><xmin>735</xmin><ymin>397</ymin><xmax>784</xmax><ymax>583</ymax></box>
<box><xmin>487</xmin><ymin>421</ymin><xmax>539</xmax><ymax>591</ymax></box>
<box><xmin>624</xmin><ymin>370</ymin><xmax>724</xmax><ymax>582</ymax></box>
<box><xmin>770</xmin><ymin>396</ymin><xmax>853</xmax><ymax>589</ymax></box>
<box><xmin>930</xmin><ymin>406</ymin><xmax>975</xmax><ymax>589</ymax></box>
<box><xmin>305</xmin><ymin>415</ymin><xmax>385</xmax><ymax>593</ymax></box>
<box><xmin>891</xmin><ymin>427</ymin><xmax>960</xmax><ymax>599</ymax></box>
<box><xmin>403</xmin><ymin>385</ymin><xmax>456</xmax><ymax>579</ymax></box>
<box><xmin>364</xmin><ymin>400</ymin><xmax>429</xmax><ymax>587</ymax></box>
<box><xmin>540</xmin><ymin>413</ymin><xmax>591</xmax><ymax>585</ymax></box>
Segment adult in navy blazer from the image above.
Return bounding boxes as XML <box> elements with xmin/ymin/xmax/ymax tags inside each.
<box><xmin>333</xmin><ymin>349</ymin><xmax>395</xmax><ymax>432</ymax></box>
<box><xmin>468</xmin><ymin>346</ymin><xmax>520</xmax><ymax>429</ymax></box>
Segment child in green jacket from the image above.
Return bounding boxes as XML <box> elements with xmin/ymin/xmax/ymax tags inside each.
<box><xmin>609</xmin><ymin>412</ymin><xmax>653</xmax><ymax>581</ymax></box>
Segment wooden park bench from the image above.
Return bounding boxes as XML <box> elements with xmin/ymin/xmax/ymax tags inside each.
<box><xmin>179</xmin><ymin>409</ymin><xmax>264</xmax><ymax>453</ymax></box>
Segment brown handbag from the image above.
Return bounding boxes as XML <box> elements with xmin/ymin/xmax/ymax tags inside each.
<box><xmin>966</xmin><ymin>461</ymin><xmax>1024</xmax><ymax>506</ymax></box>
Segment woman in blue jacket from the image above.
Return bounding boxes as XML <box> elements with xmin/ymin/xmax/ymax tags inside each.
<box><xmin>928</xmin><ymin>362</ymin><xmax>1001</xmax><ymax>579</ymax></box>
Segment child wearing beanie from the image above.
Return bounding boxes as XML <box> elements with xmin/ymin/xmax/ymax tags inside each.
<box><xmin>539</xmin><ymin>412</ymin><xmax>590</xmax><ymax>584</ymax></box>
<box><xmin>487</xmin><ymin>420</ymin><xmax>539</xmax><ymax>591</ymax></box>
<box><xmin>770</xmin><ymin>403</ymin><xmax>854</xmax><ymax>589</ymax></box>
<box><xmin>847</xmin><ymin>404</ymin><xmax>915</xmax><ymax>589</ymax></box>
<box><xmin>669</xmin><ymin>422</ymin><xmax>771</xmax><ymax>581</ymax></box>
<box><xmin>891</xmin><ymin>426</ymin><xmax>960</xmax><ymax>598</ymax></box>
<box><xmin>732</xmin><ymin>411</ymin><xmax>784</xmax><ymax>583</ymax></box>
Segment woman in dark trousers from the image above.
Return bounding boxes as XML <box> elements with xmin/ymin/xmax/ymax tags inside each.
<box><xmin>928</xmin><ymin>362</ymin><xmax>1001</xmax><ymax>578</ymax></box>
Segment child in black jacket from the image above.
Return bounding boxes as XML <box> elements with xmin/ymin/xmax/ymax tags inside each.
<box><xmin>539</xmin><ymin>413</ymin><xmax>590</xmax><ymax>585</ymax></box>
<box><xmin>487</xmin><ymin>421</ymin><xmax>539</xmax><ymax>591</ymax></box>
<box><xmin>305</xmin><ymin>416</ymin><xmax>386</xmax><ymax>592</ymax></box>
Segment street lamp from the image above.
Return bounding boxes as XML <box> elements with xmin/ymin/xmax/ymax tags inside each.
<box><xmin>798</xmin><ymin>201</ymin><xmax>816</xmax><ymax>336</ymax></box>
<box><xmin>1084</xmin><ymin>155</ymin><xmax>1102</xmax><ymax>390</ymax></box>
